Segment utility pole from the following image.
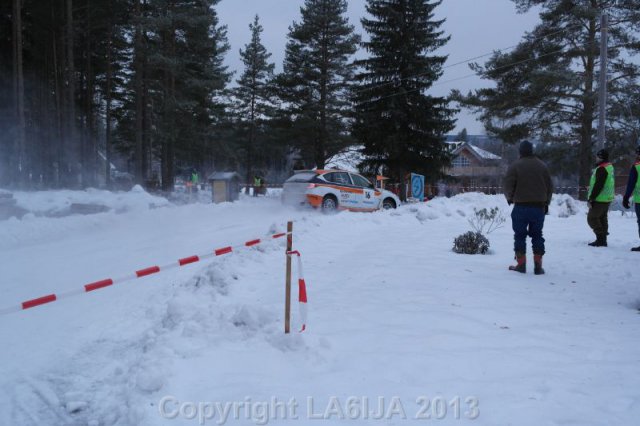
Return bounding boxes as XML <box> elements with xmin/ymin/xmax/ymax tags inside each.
<box><xmin>597</xmin><ymin>12</ymin><xmax>608</xmax><ymax>150</ymax></box>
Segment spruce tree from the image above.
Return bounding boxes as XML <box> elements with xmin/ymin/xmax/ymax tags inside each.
<box><xmin>454</xmin><ymin>0</ymin><xmax>640</xmax><ymax>198</ymax></box>
<box><xmin>456</xmin><ymin>128</ymin><xmax>468</xmax><ymax>142</ymax></box>
<box><xmin>353</xmin><ymin>0</ymin><xmax>456</xmax><ymax>193</ymax></box>
<box><xmin>277</xmin><ymin>0</ymin><xmax>360</xmax><ymax>169</ymax></box>
<box><xmin>142</xmin><ymin>0</ymin><xmax>230</xmax><ymax>190</ymax></box>
<box><xmin>233</xmin><ymin>15</ymin><xmax>275</xmax><ymax>186</ymax></box>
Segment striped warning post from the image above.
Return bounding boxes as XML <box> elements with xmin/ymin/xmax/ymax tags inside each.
<box><xmin>0</xmin><ymin>231</ymin><xmax>291</xmax><ymax>317</ymax></box>
<box><xmin>287</xmin><ymin>250</ymin><xmax>308</xmax><ymax>332</ymax></box>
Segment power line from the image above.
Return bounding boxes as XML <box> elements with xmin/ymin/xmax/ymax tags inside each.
<box><xmin>357</xmin><ymin>46</ymin><xmax>569</xmax><ymax>106</ymax></box>
<box><xmin>357</xmin><ymin>32</ymin><xmax>638</xmax><ymax>107</ymax></box>
<box><xmin>353</xmin><ymin>23</ymin><xmax>586</xmax><ymax>97</ymax></box>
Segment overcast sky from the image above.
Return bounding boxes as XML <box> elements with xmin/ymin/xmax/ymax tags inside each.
<box><xmin>217</xmin><ymin>0</ymin><xmax>541</xmax><ymax>135</ymax></box>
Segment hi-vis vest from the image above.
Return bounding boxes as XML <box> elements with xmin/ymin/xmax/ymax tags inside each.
<box><xmin>588</xmin><ymin>163</ymin><xmax>615</xmax><ymax>202</ymax></box>
<box><xmin>634</xmin><ymin>162</ymin><xmax>640</xmax><ymax>203</ymax></box>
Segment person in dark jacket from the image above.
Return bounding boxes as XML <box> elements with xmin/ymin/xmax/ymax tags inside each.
<box><xmin>503</xmin><ymin>140</ymin><xmax>554</xmax><ymax>274</ymax></box>
<box><xmin>622</xmin><ymin>146</ymin><xmax>640</xmax><ymax>251</ymax></box>
<box><xmin>587</xmin><ymin>149</ymin><xmax>615</xmax><ymax>247</ymax></box>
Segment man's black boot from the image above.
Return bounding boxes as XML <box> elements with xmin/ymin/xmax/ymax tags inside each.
<box><xmin>588</xmin><ymin>234</ymin><xmax>607</xmax><ymax>247</ymax></box>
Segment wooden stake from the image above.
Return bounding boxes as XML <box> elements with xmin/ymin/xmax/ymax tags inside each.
<box><xmin>285</xmin><ymin>221</ymin><xmax>293</xmax><ymax>333</ymax></box>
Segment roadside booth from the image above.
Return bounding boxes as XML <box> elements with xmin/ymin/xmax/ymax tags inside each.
<box><xmin>207</xmin><ymin>172</ymin><xmax>240</xmax><ymax>203</ymax></box>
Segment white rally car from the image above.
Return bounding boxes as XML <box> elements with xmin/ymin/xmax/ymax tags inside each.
<box><xmin>282</xmin><ymin>169</ymin><xmax>400</xmax><ymax>212</ymax></box>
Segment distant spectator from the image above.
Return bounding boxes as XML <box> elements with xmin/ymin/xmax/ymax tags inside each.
<box><xmin>586</xmin><ymin>149</ymin><xmax>615</xmax><ymax>247</ymax></box>
<box><xmin>622</xmin><ymin>146</ymin><xmax>640</xmax><ymax>251</ymax></box>
<box><xmin>253</xmin><ymin>175</ymin><xmax>263</xmax><ymax>196</ymax></box>
<box><xmin>503</xmin><ymin>140</ymin><xmax>553</xmax><ymax>275</ymax></box>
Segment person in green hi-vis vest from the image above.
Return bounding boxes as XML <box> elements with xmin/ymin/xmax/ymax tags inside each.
<box><xmin>253</xmin><ymin>175</ymin><xmax>262</xmax><ymax>197</ymax></box>
<box><xmin>622</xmin><ymin>145</ymin><xmax>640</xmax><ymax>251</ymax></box>
<box><xmin>587</xmin><ymin>149</ymin><xmax>615</xmax><ymax>247</ymax></box>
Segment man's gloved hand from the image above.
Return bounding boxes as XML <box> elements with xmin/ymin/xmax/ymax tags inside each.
<box><xmin>623</xmin><ymin>197</ymin><xmax>630</xmax><ymax>209</ymax></box>
<box><xmin>588</xmin><ymin>199</ymin><xmax>594</xmax><ymax>209</ymax></box>
<box><xmin>545</xmin><ymin>204</ymin><xmax>549</xmax><ymax>215</ymax></box>
<box><xmin>507</xmin><ymin>199</ymin><xmax>512</xmax><ymax>206</ymax></box>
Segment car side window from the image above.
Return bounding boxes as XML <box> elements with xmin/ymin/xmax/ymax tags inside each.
<box><xmin>325</xmin><ymin>172</ymin><xmax>352</xmax><ymax>185</ymax></box>
<box><xmin>285</xmin><ymin>172</ymin><xmax>317</xmax><ymax>183</ymax></box>
<box><xmin>350</xmin><ymin>174</ymin><xmax>374</xmax><ymax>189</ymax></box>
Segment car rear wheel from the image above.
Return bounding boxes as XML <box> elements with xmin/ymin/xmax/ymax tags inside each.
<box><xmin>321</xmin><ymin>195</ymin><xmax>338</xmax><ymax>212</ymax></box>
<box><xmin>382</xmin><ymin>198</ymin><xmax>397</xmax><ymax>210</ymax></box>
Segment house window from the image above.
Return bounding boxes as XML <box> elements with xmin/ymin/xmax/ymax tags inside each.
<box><xmin>452</xmin><ymin>155</ymin><xmax>470</xmax><ymax>168</ymax></box>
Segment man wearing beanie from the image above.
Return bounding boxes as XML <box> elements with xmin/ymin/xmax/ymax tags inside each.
<box><xmin>503</xmin><ymin>140</ymin><xmax>553</xmax><ymax>274</ymax></box>
<box><xmin>587</xmin><ymin>148</ymin><xmax>615</xmax><ymax>247</ymax></box>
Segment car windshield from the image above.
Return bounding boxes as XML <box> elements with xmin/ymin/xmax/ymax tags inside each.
<box><xmin>285</xmin><ymin>172</ymin><xmax>317</xmax><ymax>183</ymax></box>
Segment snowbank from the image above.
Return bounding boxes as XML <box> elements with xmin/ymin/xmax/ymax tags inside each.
<box><xmin>1</xmin><ymin>190</ymin><xmax>639</xmax><ymax>426</ymax></box>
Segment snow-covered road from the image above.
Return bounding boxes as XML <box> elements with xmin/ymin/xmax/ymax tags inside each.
<box><xmin>1</xmin><ymin>189</ymin><xmax>639</xmax><ymax>425</ymax></box>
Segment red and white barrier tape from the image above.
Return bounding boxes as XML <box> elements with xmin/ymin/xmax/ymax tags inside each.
<box><xmin>0</xmin><ymin>231</ymin><xmax>291</xmax><ymax>317</ymax></box>
<box><xmin>287</xmin><ymin>250</ymin><xmax>308</xmax><ymax>332</ymax></box>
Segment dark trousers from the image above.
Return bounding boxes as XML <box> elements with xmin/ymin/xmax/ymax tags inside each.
<box><xmin>511</xmin><ymin>205</ymin><xmax>546</xmax><ymax>255</ymax></box>
<box><xmin>636</xmin><ymin>203</ymin><xmax>640</xmax><ymax>239</ymax></box>
<box><xmin>587</xmin><ymin>202</ymin><xmax>610</xmax><ymax>236</ymax></box>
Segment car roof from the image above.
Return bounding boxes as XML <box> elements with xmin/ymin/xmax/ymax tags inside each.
<box><xmin>294</xmin><ymin>169</ymin><xmax>356</xmax><ymax>175</ymax></box>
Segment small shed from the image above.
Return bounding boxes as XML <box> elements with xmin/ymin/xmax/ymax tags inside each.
<box><xmin>207</xmin><ymin>172</ymin><xmax>241</xmax><ymax>203</ymax></box>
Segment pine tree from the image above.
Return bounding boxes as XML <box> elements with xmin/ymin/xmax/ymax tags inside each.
<box><xmin>233</xmin><ymin>15</ymin><xmax>275</xmax><ymax>186</ymax></box>
<box><xmin>456</xmin><ymin>128</ymin><xmax>468</xmax><ymax>142</ymax></box>
<box><xmin>141</xmin><ymin>0</ymin><xmax>231</xmax><ymax>190</ymax></box>
<box><xmin>353</xmin><ymin>0</ymin><xmax>456</xmax><ymax>194</ymax></box>
<box><xmin>276</xmin><ymin>0</ymin><xmax>360</xmax><ymax>169</ymax></box>
<box><xmin>454</xmin><ymin>0</ymin><xmax>640</xmax><ymax>199</ymax></box>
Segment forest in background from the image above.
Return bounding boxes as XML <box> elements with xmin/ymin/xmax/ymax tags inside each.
<box><xmin>0</xmin><ymin>0</ymin><xmax>454</xmax><ymax>192</ymax></box>
<box><xmin>1</xmin><ymin>0</ymin><xmax>639</xmax><ymax>193</ymax></box>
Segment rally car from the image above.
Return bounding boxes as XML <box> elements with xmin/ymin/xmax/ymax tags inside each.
<box><xmin>281</xmin><ymin>169</ymin><xmax>400</xmax><ymax>212</ymax></box>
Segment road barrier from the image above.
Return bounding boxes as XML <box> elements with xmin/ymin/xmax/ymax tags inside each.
<box><xmin>0</xmin><ymin>231</ymin><xmax>291</xmax><ymax>317</ymax></box>
<box><xmin>287</xmin><ymin>250</ymin><xmax>308</xmax><ymax>332</ymax></box>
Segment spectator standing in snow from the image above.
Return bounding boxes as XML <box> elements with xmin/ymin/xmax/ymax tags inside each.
<box><xmin>622</xmin><ymin>146</ymin><xmax>640</xmax><ymax>251</ymax></box>
<box><xmin>503</xmin><ymin>140</ymin><xmax>553</xmax><ymax>275</ymax></box>
<box><xmin>253</xmin><ymin>175</ymin><xmax>262</xmax><ymax>197</ymax></box>
<box><xmin>586</xmin><ymin>149</ymin><xmax>615</xmax><ymax>247</ymax></box>
<box><xmin>190</xmin><ymin>170</ymin><xmax>199</xmax><ymax>192</ymax></box>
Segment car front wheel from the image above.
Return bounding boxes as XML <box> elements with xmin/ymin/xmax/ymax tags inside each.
<box><xmin>382</xmin><ymin>198</ymin><xmax>397</xmax><ymax>210</ymax></box>
<box><xmin>322</xmin><ymin>195</ymin><xmax>338</xmax><ymax>212</ymax></box>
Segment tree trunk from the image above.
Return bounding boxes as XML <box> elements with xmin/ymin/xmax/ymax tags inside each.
<box><xmin>246</xmin><ymin>92</ymin><xmax>256</xmax><ymax>192</ymax></box>
<box><xmin>83</xmin><ymin>0</ymin><xmax>95</xmax><ymax>187</ymax></box>
<box><xmin>12</xmin><ymin>0</ymin><xmax>26</xmax><ymax>187</ymax></box>
<box><xmin>134</xmin><ymin>0</ymin><xmax>147</xmax><ymax>186</ymax></box>
<box><xmin>53</xmin><ymin>20</ymin><xmax>64</xmax><ymax>188</ymax></box>
<box><xmin>66</xmin><ymin>0</ymin><xmax>78</xmax><ymax>187</ymax></box>
<box><xmin>161</xmin><ymin>8</ymin><xmax>175</xmax><ymax>192</ymax></box>
<box><xmin>105</xmin><ymin>21</ymin><xmax>113</xmax><ymax>189</ymax></box>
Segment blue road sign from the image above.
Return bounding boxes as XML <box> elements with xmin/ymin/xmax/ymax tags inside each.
<box><xmin>411</xmin><ymin>173</ymin><xmax>425</xmax><ymax>201</ymax></box>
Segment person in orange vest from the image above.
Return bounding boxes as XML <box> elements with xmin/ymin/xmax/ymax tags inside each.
<box><xmin>587</xmin><ymin>149</ymin><xmax>615</xmax><ymax>247</ymax></box>
<box><xmin>622</xmin><ymin>146</ymin><xmax>640</xmax><ymax>251</ymax></box>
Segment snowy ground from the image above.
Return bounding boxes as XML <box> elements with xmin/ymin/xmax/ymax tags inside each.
<box><xmin>1</xmin><ymin>187</ymin><xmax>639</xmax><ymax>426</ymax></box>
